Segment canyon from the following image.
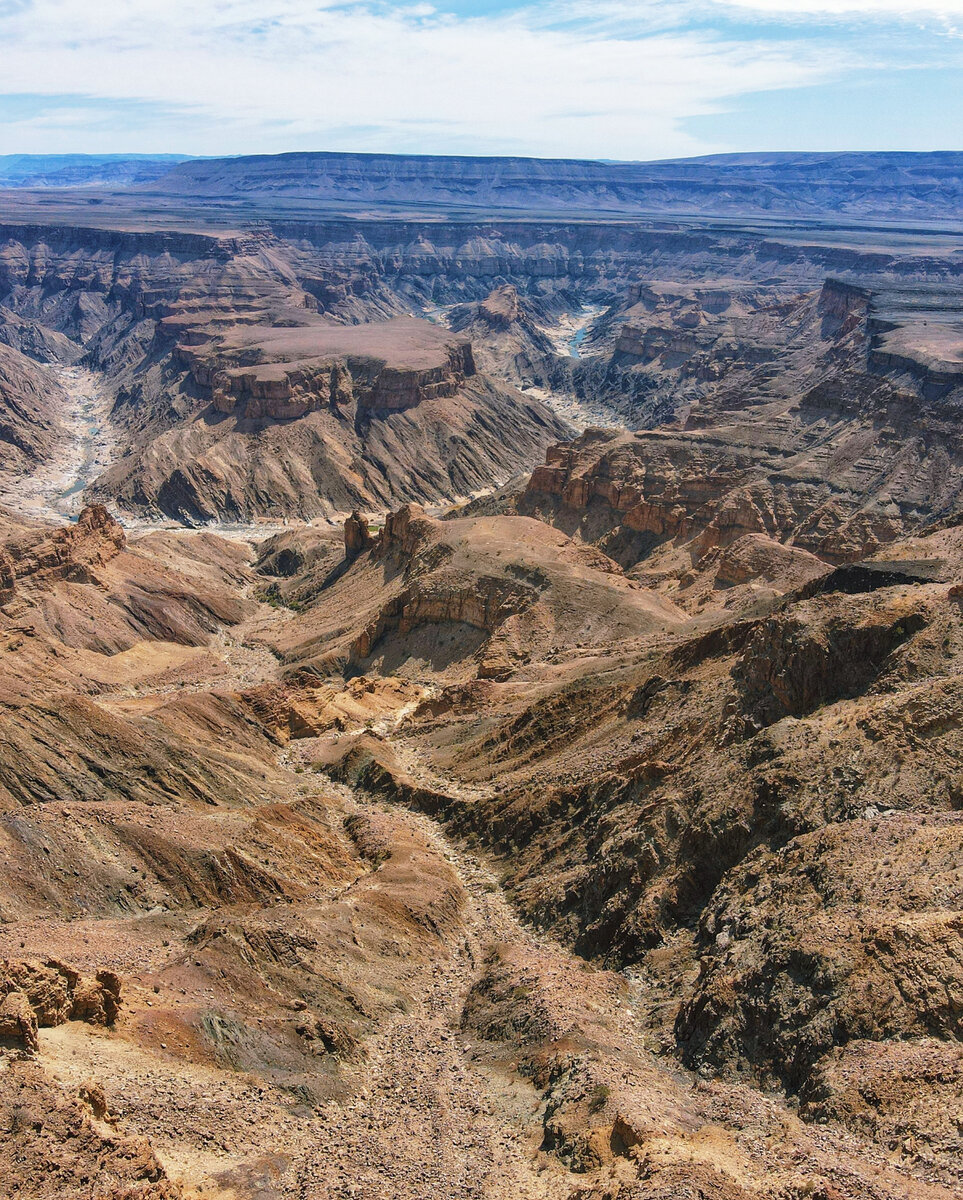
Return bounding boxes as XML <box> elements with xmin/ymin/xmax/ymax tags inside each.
<box><xmin>0</xmin><ymin>151</ymin><xmax>962</xmax><ymax>1200</ymax></box>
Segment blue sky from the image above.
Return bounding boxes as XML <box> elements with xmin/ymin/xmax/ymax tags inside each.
<box><xmin>0</xmin><ymin>0</ymin><xmax>960</xmax><ymax>159</ymax></box>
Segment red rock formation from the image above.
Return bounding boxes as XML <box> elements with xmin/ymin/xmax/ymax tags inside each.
<box><xmin>375</xmin><ymin>503</ymin><xmax>436</xmax><ymax>559</ymax></box>
<box><xmin>0</xmin><ymin>990</ymin><xmax>38</xmax><ymax>1051</ymax></box>
<box><xmin>0</xmin><ymin>957</ymin><xmax>122</xmax><ymax>1045</ymax></box>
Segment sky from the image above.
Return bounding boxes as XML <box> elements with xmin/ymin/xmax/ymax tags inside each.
<box><xmin>0</xmin><ymin>0</ymin><xmax>961</xmax><ymax>160</ymax></box>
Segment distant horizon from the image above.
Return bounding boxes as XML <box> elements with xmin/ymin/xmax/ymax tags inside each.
<box><xmin>2</xmin><ymin>148</ymin><xmax>963</xmax><ymax>168</ymax></box>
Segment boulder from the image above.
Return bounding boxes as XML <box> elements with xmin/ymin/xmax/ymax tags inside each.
<box><xmin>0</xmin><ymin>991</ymin><xmax>39</xmax><ymax>1052</ymax></box>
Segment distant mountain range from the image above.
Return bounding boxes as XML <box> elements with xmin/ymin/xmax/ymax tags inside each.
<box><xmin>0</xmin><ymin>153</ymin><xmax>193</xmax><ymax>188</ymax></box>
<box><xmin>2</xmin><ymin>149</ymin><xmax>962</xmax><ymax>220</ymax></box>
<box><xmin>143</xmin><ymin>150</ymin><xmax>963</xmax><ymax>220</ymax></box>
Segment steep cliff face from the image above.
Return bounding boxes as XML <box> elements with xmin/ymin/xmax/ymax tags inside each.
<box><xmin>0</xmin><ymin>216</ymin><xmax>959</xmax><ymax>522</ymax></box>
<box><xmin>870</xmin><ymin>321</ymin><xmax>963</xmax><ymax>399</ymax></box>
<box><xmin>93</xmin><ymin>373</ymin><xmax>567</xmax><ymax>523</ymax></box>
<box><xmin>522</xmin><ymin>411</ymin><xmax>943</xmax><ymax>576</ymax></box>
<box><xmin>0</xmin><ymin>226</ymin><xmax>569</xmax><ymax>518</ymax></box>
<box><xmin>183</xmin><ymin>316</ymin><xmax>477</xmax><ymax>418</ymax></box>
<box><xmin>210</xmin><ymin>359</ymin><xmax>355</xmax><ymax>420</ymax></box>
<box><xmin>0</xmin><ymin>344</ymin><xmax>66</xmax><ymax>472</ymax></box>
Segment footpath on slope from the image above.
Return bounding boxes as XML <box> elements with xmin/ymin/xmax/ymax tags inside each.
<box><xmin>291</xmin><ymin>779</ymin><xmax>570</xmax><ymax>1200</ymax></box>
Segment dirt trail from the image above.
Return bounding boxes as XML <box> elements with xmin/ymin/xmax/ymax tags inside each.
<box><xmin>115</xmin><ymin>625</ymin><xmax>286</xmax><ymax>700</ymax></box>
<box><xmin>22</xmin><ymin>592</ymin><xmax>958</xmax><ymax>1200</ymax></box>
<box><xmin>293</xmin><ymin>780</ymin><xmax>564</xmax><ymax>1199</ymax></box>
<box><xmin>368</xmin><ymin>726</ymin><xmax>498</xmax><ymax>805</ymax></box>
<box><xmin>34</xmin><ymin>763</ymin><xmax>583</xmax><ymax>1198</ymax></box>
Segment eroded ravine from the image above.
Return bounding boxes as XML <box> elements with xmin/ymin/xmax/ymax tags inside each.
<box><xmin>290</xmin><ymin>780</ymin><xmax>561</xmax><ymax>1199</ymax></box>
<box><xmin>0</xmin><ymin>364</ymin><xmax>115</xmax><ymax>523</ymax></box>
<box><xmin>7</xmin><ymin>570</ymin><xmax>962</xmax><ymax>1200</ymax></box>
<box><xmin>18</xmin><ymin>586</ymin><xmax>561</xmax><ymax>1194</ymax></box>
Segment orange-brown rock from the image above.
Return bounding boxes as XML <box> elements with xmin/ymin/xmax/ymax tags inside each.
<box><xmin>1</xmin><ymin>1061</ymin><xmax>183</xmax><ymax>1198</ymax></box>
<box><xmin>2</xmin><ymin>199</ymin><xmax>963</xmax><ymax>1199</ymax></box>
<box><xmin>0</xmin><ymin>504</ymin><xmax>126</xmax><ymax>594</ymax></box>
<box><xmin>344</xmin><ymin>509</ymin><xmax>374</xmax><ymax>557</ymax></box>
<box><xmin>1</xmin><ymin>958</ymin><xmax>121</xmax><ymax>1029</ymax></box>
<box><xmin>0</xmin><ymin>989</ymin><xmax>38</xmax><ymax>1051</ymax></box>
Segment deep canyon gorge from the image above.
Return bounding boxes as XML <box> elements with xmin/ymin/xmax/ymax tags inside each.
<box><xmin>0</xmin><ymin>150</ymin><xmax>962</xmax><ymax>1200</ymax></box>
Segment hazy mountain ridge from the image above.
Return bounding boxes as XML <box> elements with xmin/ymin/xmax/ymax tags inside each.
<box><xmin>0</xmin><ymin>154</ymin><xmax>193</xmax><ymax>189</ymax></box>
<box><xmin>143</xmin><ymin>149</ymin><xmax>963</xmax><ymax>219</ymax></box>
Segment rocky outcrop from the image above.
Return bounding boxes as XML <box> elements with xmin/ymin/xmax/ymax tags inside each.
<box><xmin>1</xmin><ymin>1060</ymin><xmax>183</xmax><ymax>1198</ymax></box>
<box><xmin>344</xmin><ymin>509</ymin><xmax>375</xmax><ymax>557</ymax></box>
<box><xmin>179</xmin><ymin>315</ymin><xmax>476</xmax><ymax>418</ymax></box>
<box><xmin>351</xmin><ymin>574</ymin><xmax>538</xmax><ymax>661</ymax></box>
<box><xmin>0</xmin><ymin>505</ymin><xmax>125</xmax><ymax>601</ymax></box>
<box><xmin>0</xmin><ymin>958</ymin><xmax>121</xmax><ymax>1049</ymax></box>
<box><xmin>730</xmin><ymin>594</ymin><xmax>930</xmax><ymax>730</ymax></box>
<box><xmin>211</xmin><ymin>360</ymin><xmax>355</xmax><ymax>420</ymax></box>
<box><xmin>375</xmin><ymin>502</ymin><xmax>437</xmax><ymax>560</ymax></box>
<box><xmin>524</xmin><ymin>429</ymin><xmax>763</xmax><ymax>553</ymax></box>
<box><xmin>478</xmin><ymin>285</ymin><xmax>521</xmax><ymax>329</ymax></box>
<box><xmin>523</xmin><ymin>332</ymin><xmax>963</xmax><ymax>575</ymax></box>
<box><xmin>0</xmin><ymin>990</ymin><xmax>38</xmax><ymax>1051</ymax></box>
<box><xmin>676</xmin><ymin>813</ymin><xmax>963</xmax><ymax>1110</ymax></box>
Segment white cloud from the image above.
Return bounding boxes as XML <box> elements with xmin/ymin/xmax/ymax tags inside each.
<box><xmin>710</xmin><ymin>0</ymin><xmax>963</xmax><ymax>13</ymax></box>
<box><xmin>0</xmin><ymin>0</ymin><xmax>938</xmax><ymax>157</ymax></box>
<box><xmin>0</xmin><ymin>0</ymin><xmax>851</xmax><ymax>157</ymax></box>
